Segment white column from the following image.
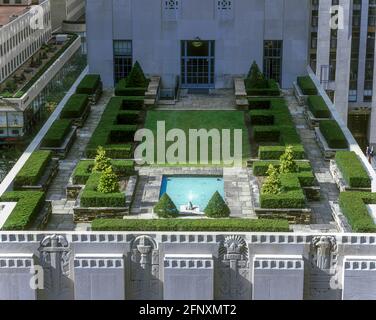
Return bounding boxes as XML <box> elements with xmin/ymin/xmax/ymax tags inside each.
<box><xmin>316</xmin><ymin>0</ymin><xmax>332</xmax><ymax>80</ymax></box>
<box><xmin>334</xmin><ymin>0</ymin><xmax>352</xmax><ymax>124</ymax></box>
<box><xmin>370</xmin><ymin>19</ymin><xmax>376</xmax><ymax>148</ymax></box>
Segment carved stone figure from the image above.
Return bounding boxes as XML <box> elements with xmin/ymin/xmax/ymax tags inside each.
<box><xmin>312</xmin><ymin>236</ymin><xmax>337</xmax><ymax>270</ymax></box>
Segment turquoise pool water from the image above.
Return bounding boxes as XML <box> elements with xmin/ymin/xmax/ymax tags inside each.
<box><xmin>160</xmin><ymin>176</ymin><xmax>225</xmax><ymax>212</ymax></box>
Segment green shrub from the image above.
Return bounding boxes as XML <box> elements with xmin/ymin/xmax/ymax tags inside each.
<box><xmin>247</xmin><ymin>61</ymin><xmax>268</xmax><ymax>88</ymax></box>
<box><xmin>307</xmin><ymin>95</ymin><xmax>331</xmax><ymax>119</ymax></box>
<box><xmin>297</xmin><ymin>76</ymin><xmax>317</xmax><ymax>95</ymax></box>
<box><xmin>115</xmin><ymin>61</ymin><xmax>149</xmax><ymax>96</ymax></box>
<box><xmin>116</xmin><ymin>111</ymin><xmax>141</xmax><ymax>124</ymax></box>
<box><xmin>259</xmin><ymin>145</ymin><xmax>305</xmax><ymax>160</ymax></box>
<box><xmin>14</xmin><ymin>151</ymin><xmax>52</xmax><ymax>188</ymax></box>
<box><xmin>249</xmin><ymin>110</ymin><xmax>274</xmax><ymax>125</ymax></box>
<box><xmin>154</xmin><ymin>193</ymin><xmax>179</xmax><ymax>218</ymax></box>
<box><xmin>339</xmin><ymin>192</ymin><xmax>376</xmax><ymax>232</ymax></box>
<box><xmin>319</xmin><ymin>120</ymin><xmax>348</xmax><ymax>149</ymax></box>
<box><xmin>205</xmin><ymin>191</ymin><xmax>230</xmax><ymax>218</ymax></box>
<box><xmin>41</xmin><ymin>119</ymin><xmax>72</xmax><ymax>148</ymax></box>
<box><xmin>72</xmin><ymin>159</ymin><xmax>135</xmax><ymax>185</ymax></box>
<box><xmin>80</xmin><ymin>173</ymin><xmax>125</xmax><ymax>208</ymax></box>
<box><xmin>91</xmin><ymin>218</ymin><xmax>291</xmax><ymax>232</ymax></box>
<box><xmin>60</xmin><ymin>94</ymin><xmax>89</xmax><ymax>119</ymax></box>
<box><xmin>261</xmin><ymin>165</ymin><xmax>283</xmax><ymax>195</ymax></box>
<box><xmin>246</xmin><ymin>80</ymin><xmax>280</xmax><ymax>96</ymax></box>
<box><xmin>335</xmin><ymin>151</ymin><xmax>371</xmax><ymax>188</ymax></box>
<box><xmin>253</xmin><ymin>126</ymin><xmax>280</xmax><ymax>142</ymax></box>
<box><xmin>93</xmin><ymin>146</ymin><xmax>111</xmax><ymax>172</ymax></box>
<box><xmin>121</xmin><ymin>97</ymin><xmax>145</xmax><ymax>110</ymax></box>
<box><xmin>279</xmin><ymin>146</ymin><xmax>298</xmax><ymax>174</ymax></box>
<box><xmin>97</xmin><ymin>166</ymin><xmax>120</xmax><ymax>194</ymax></box>
<box><xmin>248</xmin><ymin>99</ymin><xmax>272</xmax><ymax>110</ymax></box>
<box><xmin>0</xmin><ymin>191</ymin><xmax>45</xmax><ymax>230</ymax></box>
<box><xmin>76</xmin><ymin>74</ymin><xmax>101</xmax><ymax>95</ymax></box>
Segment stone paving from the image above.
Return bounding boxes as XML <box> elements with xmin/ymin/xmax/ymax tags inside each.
<box><xmin>45</xmin><ymin>90</ymin><xmax>113</xmax><ymax>231</ymax></box>
<box><xmin>284</xmin><ymin>90</ymin><xmax>339</xmax><ymax>232</ymax></box>
<box><xmin>131</xmin><ymin>166</ymin><xmax>255</xmax><ymax>218</ymax></box>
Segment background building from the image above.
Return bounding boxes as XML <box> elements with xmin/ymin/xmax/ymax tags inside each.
<box><xmin>50</xmin><ymin>0</ymin><xmax>85</xmax><ymax>33</ymax></box>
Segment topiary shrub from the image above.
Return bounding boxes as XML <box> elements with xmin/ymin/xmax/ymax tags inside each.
<box><xmin>97</xmin><ymin>166</ymin><xmax>120</xmax><ymax>194</ymax></box>
<box><xmin>247</xmin><ymin>61</ymin><xmax>268</xmax><ymax>88</ymax></box>
<box><xmin>262</xmin><ymin>165</ymin><xmax>282</xmax><ymax>195</ymax></box>
<box><xmin>93</xmin><ymin>146</ymin><xmax>111</xmax><ymax>172</ymax></box>
<box><xmin>154</xmin><ymin>193</ymin><xmax>179</xmax><ymax>218</ymax></box>
<box><xmin>126</xmin><ymin>61</ymin><xmax>148</xmax><ymax>88</ymax></box>
<box><xmin>204</xmin><ymin>191</ymin><xmax>230</xmax><ymax>218</ymax></box>
<box><xmin>279</xmin><ymin>146</ymin><xmax>298</xmax><ymax>174</ymax></box>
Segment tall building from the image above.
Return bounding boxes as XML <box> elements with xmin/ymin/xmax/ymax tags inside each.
<box><xmin>50</xmin><ymin>0</ymin><xmax>85</xmax><ymax>33</ymax></box>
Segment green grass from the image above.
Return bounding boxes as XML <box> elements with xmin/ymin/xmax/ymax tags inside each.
<box><xmin>143</xmin><ymin>110</ymin><xmax>251</xmax><ymax>166</ymax></box>
<box><xmin>297</xmin><ymin>76</ymin><xmax>317</xmax><ymax>95</ymax></box>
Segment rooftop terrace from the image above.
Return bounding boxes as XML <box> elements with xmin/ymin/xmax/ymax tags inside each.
<box><xmin>0</xmin><ymin>5</ymin><xmax>29</xmax><ymax>27</ymax></box>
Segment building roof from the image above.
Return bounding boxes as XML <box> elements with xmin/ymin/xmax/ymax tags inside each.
<box><xmin>0</xmin><ymin>6</ymin><xmax>29</xmax><ymax>27</ymax></box>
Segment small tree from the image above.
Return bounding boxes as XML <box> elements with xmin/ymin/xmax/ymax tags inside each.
<box><xmin>154</xmin><ymin>193</ymin><xmax>179</xmax><ymax>218</ymax></box>
<box><xmin>93</xmin><ymin>146</ymin><xmax>111</xmax><ymax>173</ymax></box>
<box><xmin>5</xmin><ymin>80</ymin><xmax>16</xmax><ymax>93</ymax></box>
<box><xmin>279</xmin><ymin>146</ymin><xmax>298</xmax><ymax>174</ymax></box>
<box><xmin>97</xmin><ymin>166</ymin><xmax>120</xmax><ymax>194</ymax></box>
<box><xmin>204</xmin><ymin>191</ymin><xmax>231</xmax><ymax>218</ymax></box>
<box><xmin>262</xmin><ymin>165</ymin><xmax>282</xmax><ymax>195</ymax></box>
<box><xmin>126</xmin><ymin>61</ymin><xmax>148</xmax><ymax>87</ymax></box>
<box><xmin>247</xmin><ymin>61</ymin><xmax>267</xmax><ymax>88</ymax></box>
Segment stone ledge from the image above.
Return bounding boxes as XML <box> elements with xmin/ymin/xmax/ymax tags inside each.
<box><xmin>74</xmin><ymin>254</ymin><xmax>124</xmax><ymax>268</ymax></box>
<box><xmin>164</xmin><ymin>254</ymin><xmax>213</xmax><ymax>269</ymax></box>
<box><xmin>0</xmin><ymin>254</ymin><xmax>34</xmax><ymax>268</ymax></box>
<box><xmin>304</xmin><ymin>109</ymin><xmax>332</xmax><ymax>129</ymax></box>
<box><xmin>254</xmin><ymin>255</ymin><xmax>304</xmax><ymax>270</ymax></box>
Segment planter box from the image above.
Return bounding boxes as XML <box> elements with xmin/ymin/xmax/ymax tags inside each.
<box><xmin>16</xmin><ymin>158</ymin><xmax>59</xmax><ymax>192</ymax></box>
<box><xmin>66</xmin><ymin>184</ymin><xmax>83</xmax><ymax>201</ymax></box>
<box><xmin>330</xmin><ymin>160</ymin><xmax>372</xmax><ymax>192</ymax></box>
<box><xmin>88</xmin><ymin>83</ymin><xmax>103</xmax><ymax>105</ymax></box>
<box><xmin>303</xmin><ymin>186</ymin><xmax>321</xmax><ymax>202</ymax></box>
<box><xmin>32</xmin><ymin>201</ymin><xmax>52</xmax><ymax>230</ymax></box>
<box><xmin>330</xmin><ymin>201</ymin><xmax>352</xmax><ymax>233</ymax></box>
<box><xmin>40</xmin><ymin>126</ymin><xmax>77</xmax><ymax>159</ymax></box>
<box><xmin>255</xmin><ymin>207</ymin><xmax>312</xmax><ymax>224</ymax></box>
<box><xmin>304</xmin><ymin>109</ymin><xmax>331</xmax><ymax>129</ymax></box>
<box><xmin>315</xmin><ymin>127</ymin><xmax>348</xmax><ymax>160</ymax></box>
<box><xmin>293</xmin><ymin>81</ymin><xmax>307</xmax><ymax>106</ymax></box>
<box><xmin>71</xmin><ymin>104</ymin><xmax>91</xmax><ymax>128</ymax></box>
<box><xmin>73</xmin><ymin>207</ymin><xmax>129</xmax><ymax>223</ymax></box>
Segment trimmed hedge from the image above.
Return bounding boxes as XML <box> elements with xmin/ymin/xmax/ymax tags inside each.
<box><xmin>260</xmin><ymin>173</ymin><xmax>307</xmax><ymax>209</ymax></box>
<box><xmin>245</xmin><ymin>79</ymin><xmax>280</xmax><ymax>97</ymax></box>
<box><xmin>86</xmin><ymin>97</ymin><xmax>141</xmax><ymax>158</ymax></box>
<box><xmin>14</xmin><ymin>151</ymin><xmax>52</xmax><ymax>188</ymax></box>
<box><xmin>339</xmin><ymin>192</ymin><xmax>376</xmax><ymax>232</ymax></box>
<box><xmin>121</xmin><ymin>97</ymin><xmax>145</xmax><ymax>110</ymax></box>
<box><xmin>319</xmin><ymin>120</ymin><xmax>348</xmax><ymax>149</ymax></box>
<box><xmin>253</xmin><ymin>160</ymin><xmax>312</xmax><ymax>176</ymax></box>
<box><xmin>297</xmin><ymin>76</ymin><xmax>317</xmax><ymax>95</ymax></box>
<box><xmin>335</xmin><ymin>151</ymin><xmax>371</xmax><ymax>188</ymax></box>
<box><xmin>0</xmin><ymin>191</ymin><xmax>45</xmax><ymax>230</ymax></box>
<box><xmin>258</xmin><ymin>146</ymin><xmax>305</xmax><ymax>160</ymax></box>
<box><xmin>248</xmin><ymin>99</ymin><xmax>272</xmax><ymax>110</ymax></box>
<box><xmin>204</xmin><ymin>191</ymin><xmax>230</xmax><ymax>218</ymax></box>
<box><xmin>91</xmin><ymin>218</ymin><xmax>291</xmax><ymax>232</ymax></box>
<box><xmin>249</xmin><ymin>110</ymin><xmax>274</xmax><ymax>125</ymax></box>
<box><xmin>72</xmin><ymin>159</ymin><xmax>135</xmax><ymax>185</ymax></box>
<box><xmin>76</xmin><ymin>74</ymin><xmax>101</xmax><ymax>95</ymax></box>
<box><xmin>307</xmin><ymin>95</ymin><xmax>331</xmax><ymax>119</ymax></box>
<box><xmin>253</xmin><ymin>126</ymin><xmax>280</xmax><ymax>142</ymax></box>
<box><xmin>80</xmin><ymin>173</ymin><xmax>125</xmax><ymax>208</ymax></box>
<box><xmin>154</xmin><ymin>193</ymin><xmax>179</xmax><ymax>218</ymax></box>
<box><xmin>60</xmin><ymin>94</ymin><xmax>89</xmax><ymax>119</ymax></box>
<box><xmin>41</xmin><ymin>119</ymin><xmax>72</xmax><ymax>148</ymax></box>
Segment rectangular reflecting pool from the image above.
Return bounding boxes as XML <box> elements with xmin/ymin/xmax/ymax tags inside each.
<box><xmin>160</xmin><ymin>176</ymin><xmax>225</xmax><ymax>213</ymax></box>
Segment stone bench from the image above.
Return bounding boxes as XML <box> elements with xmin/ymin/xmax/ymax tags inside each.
<box><xmin>234</xmin><ymin>77</ymin><xmax>249</xmax><ymax>110</ymax></box>
<box><xmin>255</xmin><ymin>207</ymin><xmax>312</xmax><ymax>224</ymax></box>
<box><xmin>144</xmin><ymin>76</ymin><xmax>161</xmax><ymax>108</ymax></box>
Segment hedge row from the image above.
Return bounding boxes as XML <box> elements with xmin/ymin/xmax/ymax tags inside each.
<box><xmin>60</xmin><ymin>94</ymin><xmax>89</xmax><ymax>119</ymax></box>
<box><xmin>86</xmin><ymin>97</ymin><xmax>142</xmax><ymax>158</ymax></box>
<box><xmin>307</xmin><ymin>95</ymin><xmax>331</xmax><ymax>119</ymax></box>
<box><xmin>14</xmin><ymin>151</ymin><xmax>52</xmax><ymax>188</ymax></box>
<box><xmin>339</xmin><ymin>192</ymin><xmax>376</xmax><ymax>232</ymax></box>
<box><xmin>91</xmin><ymin>218</ymin><xmax>291</xmax><ymax>232</ymax></box>
<box><xmin>0</xmin><ymin>191</ymin><xmax>45</xmax><ymax>230</ymax></box>
<box><xmin>249</xmin><ymin>98</ymin><xmax>305</xmax><ymax>160</ymax></box>
<box><xmin>115</xmin><ymin>80</ymin><xmax>147</xmax><ymax>97</ymax></box>
<box><xmin>41</xmin><ymin>119</ymin><xmax>72</xmax><ymax>148</ymax></box>
<box><xmin>260</xmin><ymin>173</ymin><xmax>307</xmax><ymax>209</ymax></box>
<box><xmin>297</xmin><ymin>76</ymin><xmax>317</xmax><ymax>95</ymax></box>
<box><xmin>319</xmin><ymin>120</ymin><xmax>348</xmax><ymax>149</ymax></box>
<box><xmin>80</xmin><ymin>173</ymin><xmax>125</xmax><ymax>208</ymax></box>
<box><xmin>72</xmin><ymin>159</ymin><xmax>135</xmax><ymax>185</ymax></box>
<box><xmin>335</xmin><ymin>151</ymin><xmax>371</xmax><ymax>188</ymax></box>
<box><xmin>245</xmin><ymin>79</ymin><xmax>280</xmax><ymax>97</ymax></box>
<box><xmin>76</xmin><ymin>74</ymin><xmax>101</xmax><ymax>95</ymax></box>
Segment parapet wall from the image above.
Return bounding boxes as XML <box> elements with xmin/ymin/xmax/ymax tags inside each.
<box><xmin>1</xmin><ymin>231</ymin><xmax>376</xmax><ymax>300</ymax></box>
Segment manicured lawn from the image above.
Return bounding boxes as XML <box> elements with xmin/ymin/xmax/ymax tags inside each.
<box><xmin>143</xmin><ymin>111</ymin><xmax>250</xmax><ymax>166</ymax></box>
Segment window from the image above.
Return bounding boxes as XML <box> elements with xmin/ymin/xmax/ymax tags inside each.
<box><xmin>263</xmin><ymin>40</ymin><xmax>283</xmax><ymax>84</ymax></box>
<box><xmin>113</xmin><ymin>40</ymin><xmax>132</xmax><ymax>84</ymax></box>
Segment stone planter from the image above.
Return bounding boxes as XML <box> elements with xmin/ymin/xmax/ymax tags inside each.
<box><xmin>255</xmin><ymin>207</ymin><xmax>312</xmax><ymax>224</ymax></box>
<box><xmin>40</xmin><ymin>126</ymin><xmax>77</xmax><ymax>159</ymax></box>
<box><xmin>304</xmin><ymin>109</ymin><xmax>331</xmax><ymax>129</ymax></box>
<box><xmin>315</xmin><ymin>127</ymin><xmax>348</xmax><ymax>160</ymax></box>
<box><xmin>303</xmin><ymin>186</ymin><xmax>321</xmax><ymax>202</ymax></box>
<box><xmin>330</xmin><ymin>160</ymin><xmax>372</xmax><ymax>192</ymax></box>
<box><xmin>66</xmin><ymin>184</ymin><xmax>83</xmax><ymax>201</ymax></box>
<box><xmin>330</xmin><ymin>201</ymin><xmax>352</xmax><ymax>233</ymax></box>
<box><xmin>234</xmin><ymin>77</ymin><xmax>249</xmax><ymax>110</ymax></box>
<box><xmin>88</xmin><ymin>83</ymin><xmax>103</xmax><ymax>105</ymax></box>
<box><xmin>293</xmin><ymin>81</ymin><xmax>307</xmax><ymax>106</ymax></box>
<box><xmin>73</xmin><ymin>207</ymin><xmax>129</xmax><ymax>222</ymax></box>
<box><xmin>72</xmin><ymin>104</ymin><xmax>91</xmax><ymax>128</ymax></box>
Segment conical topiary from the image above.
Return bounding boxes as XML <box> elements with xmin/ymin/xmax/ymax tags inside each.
<box><xmin>247</xmin><ymin>61</ymin><xmax>267</xmax><ymax>88</ymax></box>
<box><xmin>126</xmin><ymin>61</ymin><xmax>148</xmax><ymax>88</ymax></box>
<box><xmin>279</xmin><ymin>146</ymin><xmax>298</xmax><ymax>174</ymax></box>
<box><xmin>93</xmin><ymin>146</ymin><xmax>111</xmax><ymax>173</ymax></box>
<box><xmin>204</xmin><ymin>191</ymin><xmax>231</xmax><ymax>218</ymax></box>
<box><xmin>262</xmin><ymin>165</ymin><xmax>282</xmax><ymax>195</ymax></box>
<box><xmin>97</xmin><ymin>166</ymin><xmax>120</xmax><ymax>194</ymax></box>
<box><xmin>154</xmin><ymin>193</ymin><xmax>179</xmax><ymax>218</ymax></box>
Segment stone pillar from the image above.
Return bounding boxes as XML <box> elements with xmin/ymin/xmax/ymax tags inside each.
<box><xmin>334</xmin><ymin>0</ymin><xmax>352</xmax><ymax>124</ymax></box>
<box><xmin>252</xmin><ymin>255</ymin><xmax>304</xmax><ymax>300</ymax></box>
<box><xmin>370</xmin><ymin>15</ymin><xmax>376</xmax><ymax>148</ymax></box>
<box><xmin>163</xmin><ymin>255</ymin><xmax>214</xmax><ymax>300</ymax></box>
<box><xmin>316</xmin><ymin>0</ymin><xmax>332</xmax><ymax>79</ymax></box>
<box><xmin>0</xmin><ymin>254</ymin><xmax>37</xmax><ymax>300</ymax></box>
<box><xmin>74</xmin><ymin>254</ymin><xmax>125</xmax><ymax>300</ymax></box>
<box><xmin>356</xmin><ymin>0</ymin><xmax>369</xmax><ymax>101</ymax></box>
<box><xmin>342</xmin><ymin>256</ymin><xmax>376</xmax><ymax>300</ymax></box>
